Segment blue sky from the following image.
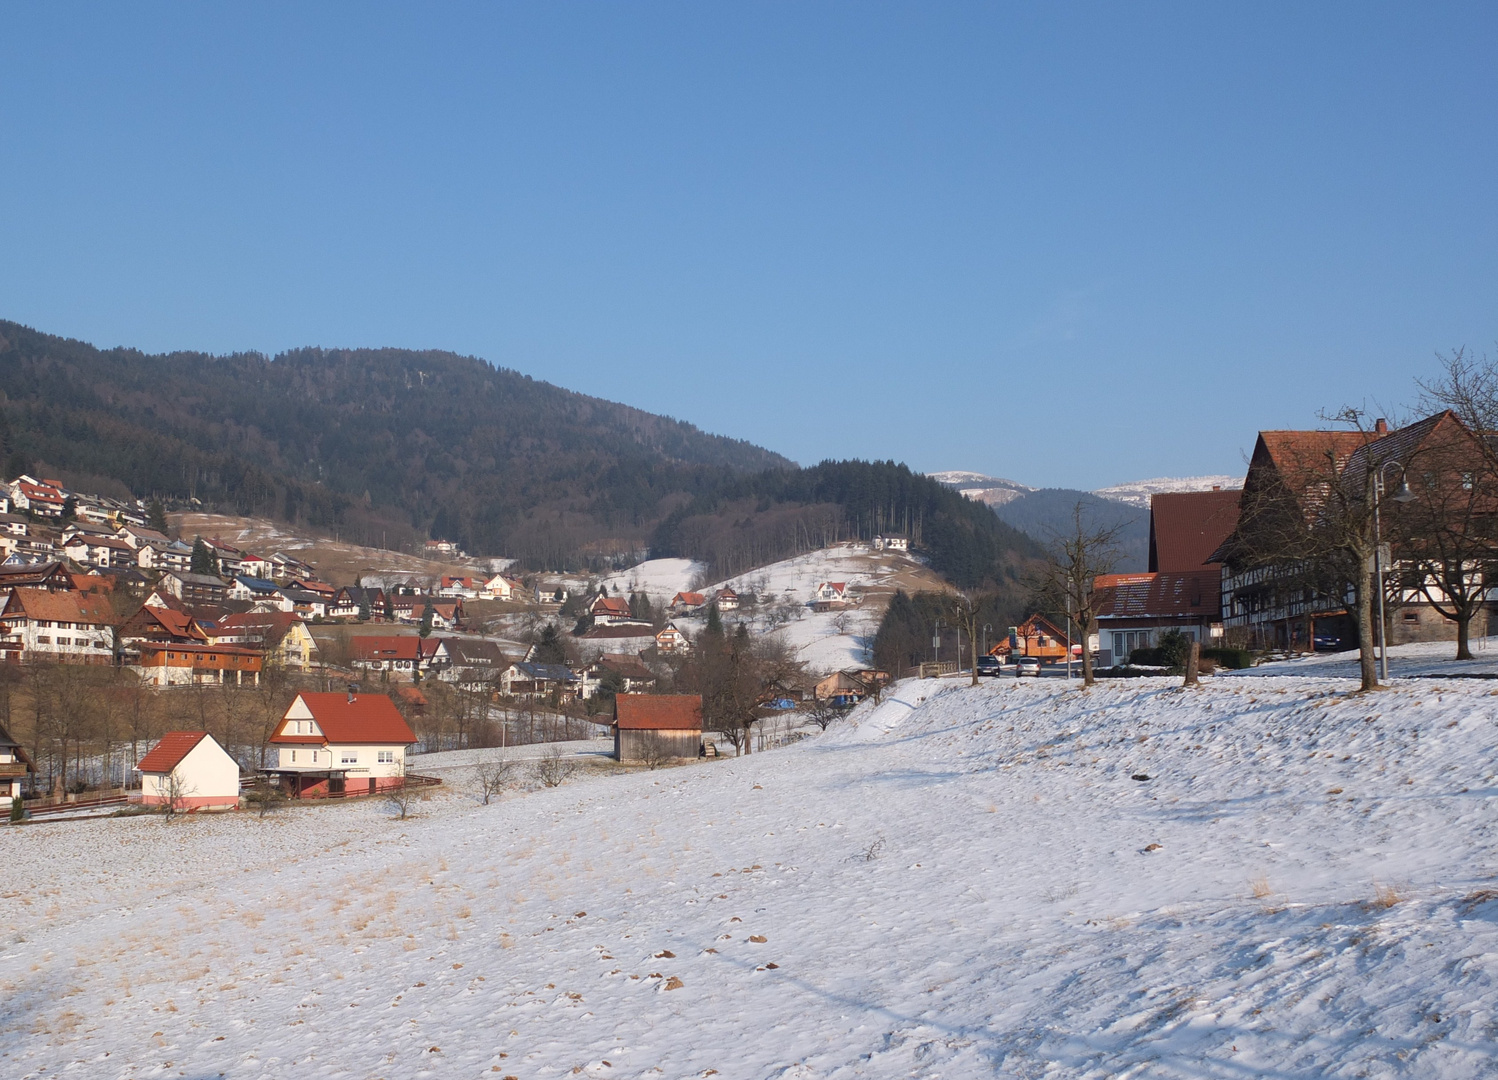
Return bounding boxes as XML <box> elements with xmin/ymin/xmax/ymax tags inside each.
<box><xmin>1</xmin><ymin>3</ymin><xmax>1494</xmax><ymax>488</ymax></box>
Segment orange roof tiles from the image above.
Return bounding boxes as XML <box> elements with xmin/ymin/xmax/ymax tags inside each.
<box><xmin>3</xmin><ymin>588</ymin><xmax>116</xmax><ymax>625</ymax></box>
<box><xmin>613</xmin><ymin>694</ymin><xmax>703</xmax><ymax>731</ymax></box>
<box><xmin>272</xmin><ymin>692</ymin><xmax>416</xmax><ymax>745</ymax></box>
<box><xmin>137</xmin><ymin>731</ymin><xmax>210</xmax><ymax>774</ymax></box>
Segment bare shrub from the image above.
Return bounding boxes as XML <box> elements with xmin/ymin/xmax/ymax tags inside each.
<box><xmin>531</xmin><ymin>746</ymin><xmax>578</xmax><ymax>788</ymax></box>
<box><xmin>1370</xmin><ymin>882</ymin><xmax>1407</xmax><ymax>909</ymax></box>
<box><xmin>636</xmin><ymin>734</ymin><xmax>675</xmax><ymax>771</ymax></box>
<box><xmin>1249</xmin><ymin>876</ymin><xmax>1273</xmax><ymax>900</ymax></box>
<box><xmin>475</xmin><ymin>757</ymin><xmax>519</xmax><ymax>804</ymax></box>
<box><xmin>384</xmin><ymin>766</ymin><xmax>424</xmax><ymax>820</ymax></box>
<box><xmin>244</xmin><ymin>777</ymin><xmax>286</xmax><ymax>818</ymax></box>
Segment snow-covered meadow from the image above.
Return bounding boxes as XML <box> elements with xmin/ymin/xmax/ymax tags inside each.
<box><xmin>5</xmin><ymin>675</ymin><xmax>1498</xmax><ymax>1078</ymax></box>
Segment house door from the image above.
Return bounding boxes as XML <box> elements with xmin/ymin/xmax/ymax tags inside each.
<box><xmin>329</xmin><ymin>774</ymin><xmax>345</xmax><ymax>796</ymax></box>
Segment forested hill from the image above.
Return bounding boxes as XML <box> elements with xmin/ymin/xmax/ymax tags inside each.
<box><xmin>0</xmin><ymin>321</ymin><xmax>1040</xmax><ymax>585</ymax></box>
<box><xmin>0</xmin><ymin>320</ymin><xmax>790</xmax><ymax>565</ymax></box>
<box><xmin>651</xmin><ymin>460</ymin><xmax>1044</xmax><ymax>589</ymax></box>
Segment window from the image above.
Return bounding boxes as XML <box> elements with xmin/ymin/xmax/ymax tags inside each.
<box><xmin>378</xmin><ymin>750</ymin><xmax>394</xmax><ymax>764</ymax></box>
<box><xmin>291</xmin><ymin>750</ymin><xmax>297</xmax><ymax>763</ymax></box>
<box><xmin>1463</xmin><ymin>472</ymin><xmax>1475</xmax><ymax>490</ymax></box>
<box><xmin>36</xmin><ymin>636</ymin><xmax>50</xmax><ymax>645</ymax></box>
<box><xmin>342</xmin><ymin>750</ymin><xmax>358</xmax><ymax>765</ymax></box>
<box><xmin>1403</xmin><ymin>611</ymin><xmax>1420</xmax><ymax>623</ymax></box>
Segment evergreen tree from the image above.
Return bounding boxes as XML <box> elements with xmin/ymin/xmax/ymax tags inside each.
<box><xmin>147</xmin><ymin>499</ymin><xmax>169</xmax><ymax>533</ymax></box>
<box><xmin>190</xmin><ymin>537</ymin><xmax>219</xmax><ymax>576</ymax></box>
<box><xmin>533</xmin><ymin>623</ymin><xmax>568</xmax><ymax>664</ymax></box>
<box><xmin>419</xmin><ymin>601</ymin><xmax>434</xmax><ymax>638</ymax></box>
<box><xmin>704</xmin><ymin>601</ymin><xmax>724</xmax><ymax>642</ymax></box>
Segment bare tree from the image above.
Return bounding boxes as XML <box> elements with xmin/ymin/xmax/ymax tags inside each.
<box><xmin>1034</xmin><ymin>506</ymin><xmax>1123</xmax><ymax>687</ymax></box>
<box><xmin>160</xmin><ymin>770</ymin><xmax>195</xmax><ymax>823</ymax></box>
<box><xmin>475</xmin><ymin>756</ymin><xmax>518</xmax><ymax>804</ymax></box>
<box><xmin>804</xmin><ymin>698</ymin><xmax>848</xmax><ymax>731</ymax></box>
<box><xmin>384</xmin><ymin>763</ymin><xmax>423</xmax><ymax>819</ymax></box>
<box><xmin>531</xmin><ymin>745</ymin><xmax>578</xmax><ymax>788</ymax></box>
<box><xmin>634</xmin><ymin>733</ymin><xmax>677</xmax><ymax>770</ymax></box>
<box><xmin>949</xmin><ymin>592</ymin><xmax>985</xmax><ymax>687</ymax></box>
<box><xmin>244</xmin><ymin>776</ymin><xmax>286</xmax><ymax>817</ymax></box>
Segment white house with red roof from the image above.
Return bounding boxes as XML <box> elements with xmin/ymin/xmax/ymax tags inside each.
<box><xmin>269</xmin><ymin>691</ymin><xmax>418</xmax><ymax>798</ymax></box>
<box><xmin>812</xmin><ymin>582</ymin><xmax>849</xmax><ymax>611</ymax></box>
<box><xmin>136</xmin><ymin>731</ymin><xmax>242</xmax><ymax>811</ymax></box>
<box><xmin>480</xmin><ymin>573</ymin><xmax>521</xmax><ymax>600</ymax></box>
<box><xmin>589</xmin><ymin>593</ymin><xmax>634</xmax><ymax>625</ymax></box>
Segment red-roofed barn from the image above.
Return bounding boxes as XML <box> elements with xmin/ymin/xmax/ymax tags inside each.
<box><xmin>612</xmin><ymin>693</ymin><xmax>702</xmax><ymax>764</ymax></box>
<box><xmin>136</xmin><ymin>731</ymin><xmax>242</xmax><ymax>811</ymax></box>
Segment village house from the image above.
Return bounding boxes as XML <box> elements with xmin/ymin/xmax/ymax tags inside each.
<box><xmin>0</xmin><ymin>588</ymin><xmax>117</xmax><ymax>664</ymax></box>
<box><xmin>237</xmin><ymin>553</ymin><xmax>274</xmax><ymax>578</ymax></box>
<box><xmin>202</xmin><ymin>539</ymin><xmax>252</xmax><ymax>577</ymax></box>
<box><xmin>0</xmin><ymin>511</ymin><xmax>29</xmax><ymax>537</ymax></box>
<box><xmin>207</xmin><ymin>611</ymin><xmax>318</xmax><ymax>670</ymax></box>
<box><xmin>992</xmin><ymin>615</ymin><xmax>1075</xmax><ymax>664</ymax></box>
<box><xmin>669</xmin><ymin>591</ymin><xmax>706</xmax><ymax>615</ymax></box>
<box><xmin>229</xmin><ymin>575</ymin><xmax>293</xmax><ymax>608</ymax></box>
<box><xmin>589</xmin><ymin>593</ymin><xmax>634</xmax><ymax>625</ymax></box>
<box><xmin>814</xmin><ymin>669</ymin><xmax>886</xmax><ymax>704</ymax></box>
<box><xmin>437</xmin><ymin>576</ymin><xmax>481</xmax><ymax>599</ymax></box>
<box><xmin>578</xmin><ymin>622</ymin><xmax>659</xmax><ymax>653</ymax></box>
<box><xmin>499</xmin><ymin>661</ymin><xmax>579</xmax><ymax>700</ymax></box>
<box><xmin>131</xmin><ymin>642</ymin><xmax>264</xmax><ymax>686</ymax></box>
<box><xmin>611</xmin><ymin>694</ymin><xmax>703</xmax><ymax>763</ymax></box>
<box><xmin>712</xmin><ymin>586</ymin><xmax>740</xmax><ymax>612</ymax></box>
<box><xmin>0</xmin><ymin>721</ymin><xmax>34</xmax><ymax>812</ymax></box>
<box><xmin>654</xmin><ymin>622</ymin><xmax>688</xmax><ymax>654</ymax></box>
<box><xmin>578</xmin><ymin>653</ymin><xmax>658</xmax><ymax>699</ymax></box>
<box><xmin>268</xmin><ymin>691</ymin><xmax>418</xmax><ymax>799</ymax></box>
<box><xmin>117</xmin><ymin>599</ymin><xmax>209</xmax><ymax>649</ymax></box>
<box><xmin>872</xmin><ymin>535</ymin><xmax>910</xmax><ymax>552</ymax></box>
<box><xmin>8</xmin><ymin>477</ymin><xmax>67</xmax><ymax>518</ymax></box>
<box><xmin>328</xmin><ymin>585</ymin><xmax>387</xmax><ymax>621</ymax></box>
<box><xmin>159</xmin><ymin>570</ymin><xmax>230</xmax><ymax>606</ymax></box>
<box><xmin>480</xmin><ymin>573</ymin><xmax>521</xmax><ymax>600</ymax></box>
<box><xmin>437</xmin><ymin>638</ymin><xmax>508</xmax><ymax>691</ymax></box>
<box><xmin>134</xmin><ymin>538</ymin><xmax>195</xmax><ymax>573</ymax></box>
<box><xmin>350</xmin><ymin>635</ymin><xmax>449</xmax><ymax>680</ymax></box>
<box><xmin>0</xmin><ymin>560</ymin><xmax>77</xmax><ymax>592</ymax></box>
<box><xmin>135</xmin><ymin>731</ymin><xmax>242</xmax><ymax>811</ymax></box>
<box><xmin>1093</xmin><ymin>488</ymin><xmax>1240</xmax><ymax>666</ymax></box>
<box><xmin>280</xmin><ymin>588</ymin><xmax>332</xmax><ymax>620</ymax></box>
<box><xmin>811</xmin><ymin>582</ymin><xmax>849</xmax><ymax>611</ymax></box>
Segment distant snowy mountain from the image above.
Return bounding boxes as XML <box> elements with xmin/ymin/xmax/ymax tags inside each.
<box><xmin>1090</xmin><ymin>475</ymin><xmax>1243</xmax><ymax>508</ymax></box>
<box><xmin>924</xmin><ymin>471</ymin><xmax>1034</xmax><ymax>508</ymax></box>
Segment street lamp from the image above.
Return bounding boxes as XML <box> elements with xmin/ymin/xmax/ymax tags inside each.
<box><xmin>1371</xmin><ymin>460</ymin><xmax>1416</xmax><ymax>683</ymax></box>
<box><xmin>982</xmin><ymin>622</ymin><xmax>992</xmax><ymax>656</ymax></box>
<box><xmin>931</xmin><ymin>618</ymin><xmax>945</xmax><ymax>665</ymax></box>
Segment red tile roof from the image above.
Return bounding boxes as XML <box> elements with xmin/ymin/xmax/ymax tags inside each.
<box><xmin>1093</xmin><ymin>571</ymin><xmax>1220</xmax><ymax>620</ymax></box>
<box><xmin>271</xmin><ymin>692</ymin><xmax>417</xmax><ymax>745</ymax></box>
<box><xmin>613</xmin><ymin>694</ymin><xmax>702</xmax><ymax>731</ymax></box>
<box><xmin>3</xmin><ymin>588</ymin><xmax>117</xmax><ymax>625</ymax></box>
<box><xmin>591</xmin><ymin>595</ymin><xmax>632</xmax><ymax>617</ymax></box>
<box><xmin>672</xmin><ymin>592</ymin><xmax>706</xmax><ymax>606</ymax></box>
<box><xmin>351</xmin><ymin>635</ymin><xmax>442</xmax><ymax>661</ymax></box>
<box><xmin>1149</xmin><ymin>490</ymin><xmax>1241</xmax><ymax>572</ymax></box>
<box><xmin>136</xmin><ymin>731</ymin><xmax>211</xmax><ymax>774</ymax></box>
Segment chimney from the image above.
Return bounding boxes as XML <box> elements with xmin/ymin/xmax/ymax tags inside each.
<box><xmin>1374</xmin><ymin>418</ymin><xmax>1388</xmax><ymax>435</ymax></box>
<box><xmin>347</xmin><ymin>681</ymin><xmax>359</xmax><ymax>704</ymax></box>
<box><xmin>1212</xmin><ymin>485</ymin><xmax>1221</xmax><ymax>491</ymax></box>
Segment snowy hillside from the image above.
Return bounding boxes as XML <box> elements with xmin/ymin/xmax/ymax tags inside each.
<box><xmin>5</xmin><ymin>675</ymin><xmax>1496</xmax><ymax>1078</ymax></box>
<box><xmin>1091</xmin><ymin>475</ymin><xmax>1243</xmax><ymax>508</ymax></box>
<box><xmin>597</xmin><ymin>557</ymin><xmax>706</xmax><ymax>603</ymax></box>
<box><xmin>926</xmin><ymin>470</ymin><xmax>1034</xmax><ymax>507</ymax></box>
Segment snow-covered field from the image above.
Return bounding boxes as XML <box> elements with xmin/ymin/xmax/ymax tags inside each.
<box><xmin>5</xmin><ymin>675</ymin><xmax>1498</xmax><ymax>1078</ymax></box>
<box><xmin>597</xmin><ymin>558</ymin><xmax>706</xmax><ymax>605</ymax></box>
<box><xmin>1239</xmin><ymin>636</ymin><xmax>1498</xmax><ymax>680</ymax></box>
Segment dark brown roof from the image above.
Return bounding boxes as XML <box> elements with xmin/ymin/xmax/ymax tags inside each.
<box><xmin>1149</xmin><ymin>490</ymin><xmax>1241</xmax><ymax>572</ymax></box>
<box><xmin>1093</xmin><ymin>572</ymin><xmax>1220</xmax><ymax>620</ymax></box>
<box><xmin>613</xmin><ymin>694</ymin><xmax>702</xmax><ymax>731</ymax></box>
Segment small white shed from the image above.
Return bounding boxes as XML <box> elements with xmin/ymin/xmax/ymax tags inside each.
<box><xmin>136</xmin><ymin>731</ymin><xmax>242</xmax><ymax>811</ymax></box>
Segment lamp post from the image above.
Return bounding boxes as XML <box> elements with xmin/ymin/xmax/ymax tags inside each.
<box><xmin>982</xmin><ymin>622</ymin><xmax>992</xmax><ymax>657</ymax></box>
<box><xmin>1371</xmin><ymin>460</ymin><xmax>1417</xmax><ymax>684</ymax></box>
<box><xmin>932</xmin><ymin>619</ymin><xmax>945</xmax><ymax>666</ymax></box>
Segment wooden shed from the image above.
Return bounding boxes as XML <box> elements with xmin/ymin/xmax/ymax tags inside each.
<box><xmin>612</xmin><ymin>694</ymin><xmax>703</xmax><ymax>764</ymax></box>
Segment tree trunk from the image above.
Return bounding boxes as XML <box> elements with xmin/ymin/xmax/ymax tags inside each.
<box><xmin>1080</xmin><ymin>616</ymin><xmax>1095</xmax><ymax>687</ymax></box>
<box><xmin>1357</xmin><ymin>570</ymin><xmax>1381</xmax><ymax>691</ymax></box>
<box><xmin>1183</xmin><ymin>640</ymin><xmax>1200</xmax><ymax>688</ymax></box>
<box><xmin>969</xmin><ymin>628</ymin><xmax>979</xmax><ymax>687</ymax></box>
<box><xmin>1456</xmin><ymin>608</ymin><xmax>1473</xmax><ymax>660</ymax></box>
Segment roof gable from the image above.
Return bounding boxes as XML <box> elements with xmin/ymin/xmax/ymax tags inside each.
<box><xmin>136</xmin><ymin>731</ymin><xmax>212</xmax><ymax>774</ymax></box>
<box><xmin>1148</xmin><ymin>490</ymin><xmax>1241</xmax><ymax>572</ymax></box>
<box><xmin>273</xmin><ymin>693</ymin><xmax>416</xmax><ymax>745</ymax></box>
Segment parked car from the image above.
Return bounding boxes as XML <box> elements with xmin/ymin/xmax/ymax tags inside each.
<box><xmin>1016</xmin><ymin>656</ymin><xmax>1042</xmax><ymax>677</ymax></box>
<box><xmin>976</xmin><ymin>655</ymin><xmax>1002</xmax><ymax>677</ymax></box>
